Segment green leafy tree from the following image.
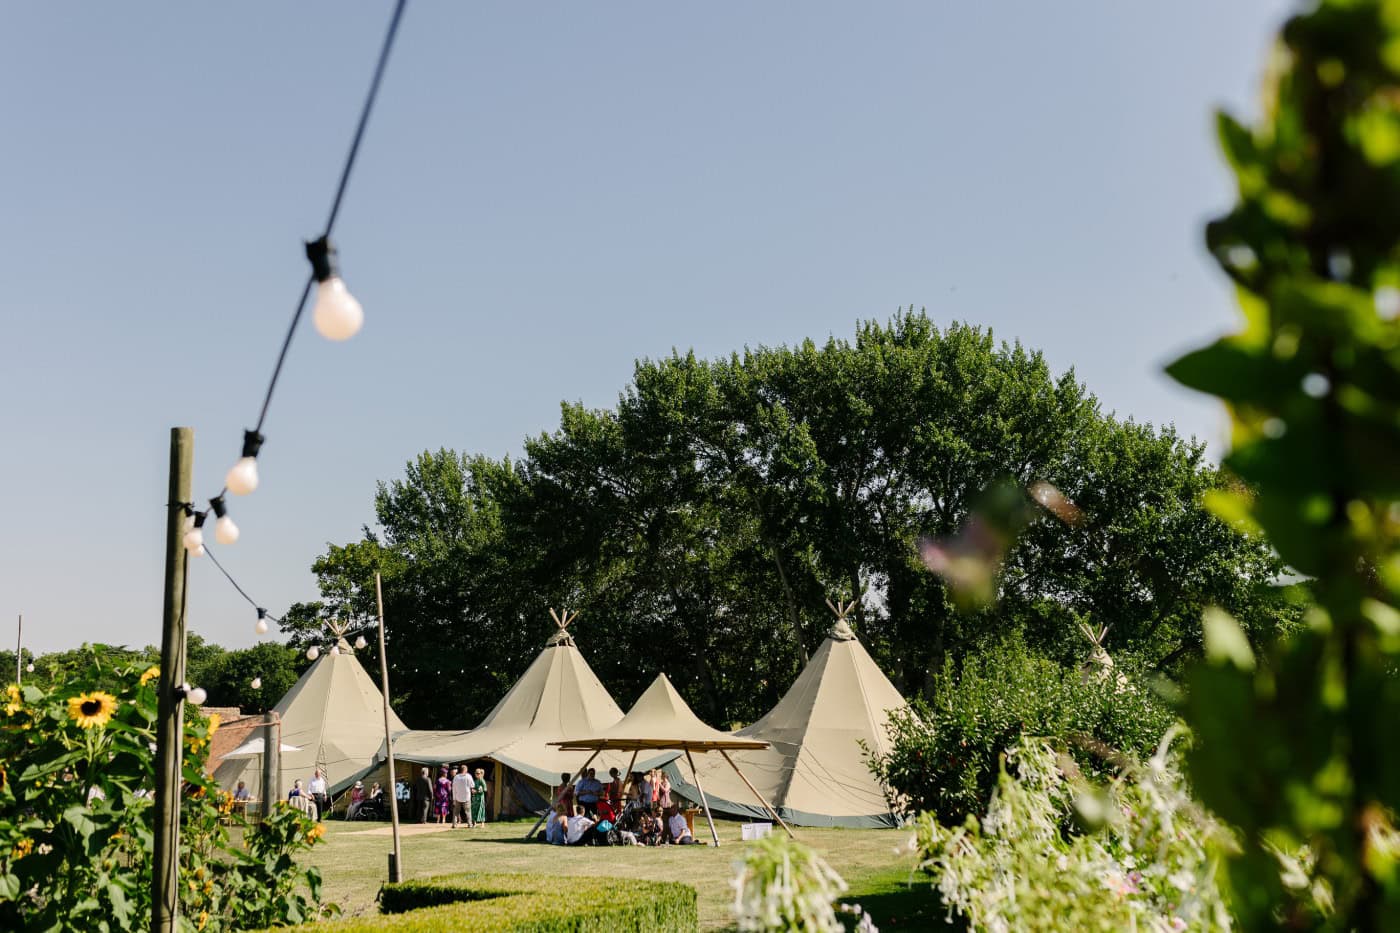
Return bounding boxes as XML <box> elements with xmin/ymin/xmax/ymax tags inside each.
<box><xmin>1166</xmin><ymin>0</ymin><xmax>1400</xmax><ymax>925</ymax></box>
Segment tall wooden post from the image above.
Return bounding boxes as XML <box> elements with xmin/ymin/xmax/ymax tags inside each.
<box><xmin>14</xmin><ymin>614</ymin><xmax>21</xmax><ymax>685</ymax></box>
<box><xmin>153</xmin><ymin>427</ymin><xmax>193</xmax><ymax>933</ymax></box>
<box><xmin>375</xmin><ymin>573</ymin><xmax>403</xmax><ymax>882</ymax></box>
<box><xmin>261</xmin><ymin>712</ymin><xmax>281</xmax><ymax>818</ymax></box>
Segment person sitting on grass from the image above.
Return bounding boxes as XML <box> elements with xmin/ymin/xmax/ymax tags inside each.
<box><xmin>665</xmin><ymin>803</ymin><xmax>701</xmax><ymax>845</ymax></box>
<box><xmin>637</xmin><ymin>804</ymin><xmax>663</xmax><ymax>847</ymax></box>
<box><xmin>565</xmin><ymin>806</ymin><xmax>595</xmax><ymax>846</ymax></box>
<box><xmin>545</xmin><ymin>805</ymin><xmax>569</xmax><ymax>845</ymax></box>
<box><xmin>287</xmin><ymin>779</ymin><xmax>304</xmax><ymax>800</ymax></box>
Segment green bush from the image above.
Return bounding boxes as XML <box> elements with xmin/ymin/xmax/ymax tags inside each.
<box><xmin>268</xmin><ymin>872</ymin><xmax>697</xmax><ymax>932</ymax></box>
<box><xmin>868</xmin><ymin>636</ymin><xmax>1177</xmax><ymax>825</ymax></box>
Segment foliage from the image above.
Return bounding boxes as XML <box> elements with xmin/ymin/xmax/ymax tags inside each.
<box><xmin>915</xmin><ymin>732</ymin><xmax>1234</xmax><ymax>932</ymax></box>
<box><xmin>731</xmin><ymin>834</ymin><xmax>855</xmax><ymax>933</ymax></box>
<box><xmin>867</xmin><ymin>636</ymin><xmax>1177</xmax><ymax>825</ymax></box>
<box><xmin>198</xmin><ymin>643</ymin><xmax>306</xmax><ymax>713</ymax></box>
<box><xmin>254</xmin><ymin>872</ymin><xmax>698</xmax><ymax>932</ymax></box>
<box><xmin>0</xmin><ymin>652</ymin><xmax>330</xmax><ymax>931</ymax></box>
<box><xmin>1163</xmin><ymin>0</ymin><xmax>1400</xmax><ymax>925</ymax></box>
<box><xmin>298</xmin><ymin>312</ymin><xmax>1292</xmax><ymax>728</ymax></box>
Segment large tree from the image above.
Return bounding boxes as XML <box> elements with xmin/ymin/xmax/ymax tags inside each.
<box><xmin>293</xmin><ymin>310</ymin><xmax>1294</xmax><ymax>727</ymax></box>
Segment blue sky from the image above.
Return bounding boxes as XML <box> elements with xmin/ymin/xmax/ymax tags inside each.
<box><xmin>1</xmin><ymin>1</ymin><xmax>1287</xmax><ymax>655</ymax></box>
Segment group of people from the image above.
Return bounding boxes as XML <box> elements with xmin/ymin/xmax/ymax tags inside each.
<box><xmin>404</xmin><ymin>764</ymin><xmax>488</xmax><ymax>826</ymax></box>
<box><xmin>285</xmin><ymin>768</ymin><xmax>333</xmax><ymax>820</ymax></box>
<box><xmin>545</xmin><ymin>767</ymin><xmax>701</xmax><ymax>847</ymax></box>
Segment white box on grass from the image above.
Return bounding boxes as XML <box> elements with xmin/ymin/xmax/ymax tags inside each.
<box><xmin>741</xmin><ymin>822</ymin><xmax>773</xmax><ymax>841</ymax></box>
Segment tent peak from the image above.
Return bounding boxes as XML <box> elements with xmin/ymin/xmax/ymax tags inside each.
<box><xmin>546</xmin><ymin>607</ymin><xmax>578</xmax><ymax>646</ymax></box>
<box><xmin>825</xmin><ymin>597</ymin><xmax>859</xmax><ymax>641</ymax></box>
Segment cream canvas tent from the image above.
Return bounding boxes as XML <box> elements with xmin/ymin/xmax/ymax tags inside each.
<box><xmin>655</xmin><ymin>600</ymin><xmax>909</xmax><ymax>828</ymax></box>
<box><xmin>213</xmin><ymin>637</ymin><xmax>407</xmax><ymax>800</ymax></box>
<box><xmin>548</xmin><ymin>673</ymin><xmax>788</xmax><ymax>846</ymax></box>
<box><xmin>392</xmin><ymin>611</ymin><xmax>627</xmax><ymax>808</ymax></box>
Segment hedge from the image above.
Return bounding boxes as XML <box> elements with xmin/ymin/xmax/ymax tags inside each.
<box><xmin>251</xmin><ymin>872</ymin><xmax>698</xmax><ymax>932</ymax></box>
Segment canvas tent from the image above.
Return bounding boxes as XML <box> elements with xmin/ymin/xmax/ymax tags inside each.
<box><xmin>653</xmin><ymin>601</ymin><xmax>909</xmax><ymax>828</ymax></box>
<box><xmin>392</xmin><ymin>611</ymin><xmax>627</xmax><ymax>811</ymax></box>
<box><xmin>549</xmin><ymin>673</ymin><xmax>789</xmax><ymax>846</ymax></box>
<box><xmin>213</xmin><ymin>638</ymin><xmax>406</xmax><ymax>800</ymax></box>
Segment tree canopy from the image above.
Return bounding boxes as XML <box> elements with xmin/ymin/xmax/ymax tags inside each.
<box><xmin>290</xmin><ymin>311</ymin><xmax>1295</xmax><ymax>728</ymax></box>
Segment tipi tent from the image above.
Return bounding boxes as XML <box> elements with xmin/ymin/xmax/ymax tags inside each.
<box><xmin>656</xmin><ymin>600</ymin><xmax>910</xmax><ymax>828</ymax></box>
<box><xmin>213</xmin><ymin>637</ymin><xmax>407</xmax><ymax>799</ymax></box>
<box><xmin>550</xmin><ymin>672</ymin><xmax>782</xmax><ymax>846</ymax></box>
<box><xmin>392</xmin><ymin>610</ymin><xmax>627</xmax><ymax>800</ymax></box>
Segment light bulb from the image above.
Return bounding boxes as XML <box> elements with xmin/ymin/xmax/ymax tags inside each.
<box><xmin>226</xmin><ymin>457</ymin><xmax>259</xmax><ymax>496</ymax></box>
<box><xmin>312</xmin><ymin>277</ymin><xmax>364</xmax><ymax>341</ymax></box>
<box><xmin>188</xmin><ymin>686</ymin><xmax>207</xmax><ymax>706</ymax></box>
<box><xmin>307</xmin><ymin>646</ymin><xmax>320</xmax><ymax>661</ymax></box>
<box><xmin>354</xmin><ymin>635</ymin><xmax>368</xmax><ymax>650</ymax></box>
<box><xmin>250</xmin><ymin>677</ymin><xmax>262</xmax><ymax>690</ymax></box>
<box><xmin>26</xmin><ymin>663</ymin><xmax>34</xmax><ymax>673</ymax></box>
<box><xmin>190</xmin><ymin>543</ymin><xmax>206</xmax><ymax>557</ymax></box>
<box><xmin>183</xmin><ymin>527</ymin><xmax>204</xmax><ymax>553</ymax></box>
<box><xmin>255</xmin><ymin>618</ymin><xmax>269</xmax><ymax>635</ymax></box>
<box><xmin>330</xmin><ymin>645</ymin><xmax>341</xmax><ymax>656</ymax></box>
<box><xmin>214</xmin><ymin>515</ymin><xmax>239</xmax><ymax>544</ymax></box>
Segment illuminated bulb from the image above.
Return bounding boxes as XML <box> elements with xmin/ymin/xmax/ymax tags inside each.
<box><xmin>307</xmin><ymin>646</ymin><xmax>320</xmax><ymax>661</ymax></box>
<box><xmin>26</xmin><ymin>663</ymin><xmax>34</xmax><ymax>673</ymax></box>
<box><xmin>255</xmin><ymin>618</ymin><xmax>269</xmax><ymax>636</ymax></box>
<box><xmin>306</xmin><ymin>236</ymin><xmax>363</xmax><ymax>341</ymax></box>
<box><xmin>226</xmin><ymin>430</ymin><xmax>265</xmax><ymax>496</ymax></box>
<box><xmin>251</xmin><ymin>677</ymin><xmax>262</xmax><ymax>690</ymax></box>
<box><xmin>188</xmin><ymin>686</ymin><xmax>207</xmax><ymax>706</ymax></box>
<box><xmin>226</xmin><ymin>457</ymin><xmax>259</xmax><ymax>496</ymax></box>
<box><xmin>210</xmin><ymin>495</ymin><xmax>239</xmax><ymax>544</ymax></box>
<box><xmin>354</xmin><ymin>635</ymin><xmax>368</xmax><ymax>650</ymax></box>
<box><xmin>313</xmin><ymin>278</ymin><xmax>364</xmax><ymax>341</ymax></box>
<box><xmin>183</xmin><ymin>511</ymin><xmax>206</xmax><ymax>554</ymax></box>
<box><xmin>330</xmin><ymin>645</ymin><xmax>341</xmax><ymax>656</ymax></box>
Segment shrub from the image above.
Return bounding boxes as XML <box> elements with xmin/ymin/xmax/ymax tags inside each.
<box><xmin>730</xmin><ymin>834</ymin><xmax>850</xmax><ymax>932</ymax></box>
<box><xmin>0</xmin><ymin>652</ymin><xmax>330</xmax><ymax>931</ymax></box>
<box><xmin>915</xmin><ymin>730</ymin><xmax>1234</xmax><ymax>931</ymax></box>
<box><xmin>261</xmin><ymin>872</ymin><xmax>698</xmax><ymax>932</ymax></box>
<box><xmin>868</xmin><ymin>636</ymin><xmax>1176</xmax><ymax>825</ymax></box>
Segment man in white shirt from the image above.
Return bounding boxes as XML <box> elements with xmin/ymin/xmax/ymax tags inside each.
<box><xmin>565</xmin><ymin>808</ymin><xmax>595</xmax><ymax>846</ymax></box>
<box><xmin>666</xmin><ymin>805</ymin><xmax>700</xmax><ymax>844</ymax></box>
<box><xmin>451</xmin><ymin>764</ymin><xmax>474</xmax><ymax>828</ymax></box>
<box><xmin>308</xmin><ymin>769</ymin><xmax>329</xmax><ymax>822</ymax></box>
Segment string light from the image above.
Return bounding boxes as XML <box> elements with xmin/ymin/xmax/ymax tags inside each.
<box><xmin>255</xmin><ymin>607</ymin><xmax>269</xmax><ymax>636</ymax></box>
<box><xmin>177</xmin><ymin>683</ymin><xmax>208</xmax><ymax>706</ymax></box>
<box><xmin>354</xmin><ymin>635</ymin><xmax>368</xmax><ymax>650</ymax></box>
<box><xmin>225</xmin><ymin>430</ymin><xmax>264</xmax><ymax>496</ymax></box>
<box><xmin>307</xmin><ymin>646</ymin><xmax>321</xmax><ymax>661</ymax></box>
<box><xmin>251</xmin><ymin>677</ymin><xmax>262</xmax><ymax>690</ymax></box>
<box><xmin>210</xmin><ymin>496</ymin><xmax>239</xmax><ymax>545</ymax></box>
<box><xmin>307</xmin><ymin>237</ymin><xmax>364</xmax><ymax>341</ymax></box>
<box><xmin>182</xmin><ymin>511</ymin><xmax>207</xmax><ymax>557</ymax></box>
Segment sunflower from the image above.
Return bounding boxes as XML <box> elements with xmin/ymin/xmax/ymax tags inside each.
<box><xmin>306</xmin><ymin>823</ymin><xmax>325</xmax><ymax>842</ymax></box>
<box><xmin>3</xmin><ymin>684</ymin><xmax>20</xmax><ymax>716</ymax></box>
<box><xmin>139</xmin><ymin>666</ymin><xmax>160</xmax><ymax>687</ymax></box>
<box><xmin>206</xmin><ymin>712</ymin><xmax>221</xmax><ymax>737</ymax></box>
<box><xmin>67</xmin><ymin>691</ymin><xmax>118</xmax><ymax>729</ymax></box>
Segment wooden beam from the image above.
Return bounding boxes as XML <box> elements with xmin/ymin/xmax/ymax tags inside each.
<box><xmin>686</xmin><ymin>749</ymin><xmax>721</xmax><ymax>847</ymax></box>
<box><xmin>719</xmin><ymin>749</ymin><xmax>794</xmax><ymax>839</ymax></box>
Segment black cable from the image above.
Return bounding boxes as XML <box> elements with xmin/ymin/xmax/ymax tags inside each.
<box><xmin>202</xmin><ymin>543</ymin><xmax>283</xmax><ymax>624</ymax></box>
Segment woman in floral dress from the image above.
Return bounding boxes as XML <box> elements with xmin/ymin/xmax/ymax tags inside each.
<box><xmin>434</xmin><ymin>767</ymin><xmax>452</xmax><ymax>823</ymax></box>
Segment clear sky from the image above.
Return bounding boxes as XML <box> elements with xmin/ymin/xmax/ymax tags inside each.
<box><xmin>2</xmin><ymin>1</ymin><xmax>1288</xmax><ymax>656</ymax></box>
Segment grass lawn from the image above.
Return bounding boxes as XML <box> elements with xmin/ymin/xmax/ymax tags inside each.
<box><xmin>301</xmin><ymin>817</ymin><xmax>941</xmax><ymax>930</ymax></box>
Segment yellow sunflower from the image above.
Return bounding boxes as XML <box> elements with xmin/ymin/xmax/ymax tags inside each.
<box><xmin>11</xmin><ymin>837</ymin><xmax>33</xmax><ymax>860</ymax></box>
<box><xmin>306</xmin><ymin>823</ymin><xmax>325</xmax><ymax>842</ymax></box>
<box><xmin>206</xmin><ymin>712</ymin><xmax>221</xmax><ymax>737</ymax></box>
<box><xmin>67</xmin><ymin>691</ymin><xmax>118</xmax><ymax>729</ymax></box>
<box><xmin>3</xmin><ymin>684</ymin><xmax>20</xmax><ymax>716</ymax></box>
<box><xmin>139</xmin><ymin>666</ymin><xmax>160</xmax><ymax>687</ymax></box>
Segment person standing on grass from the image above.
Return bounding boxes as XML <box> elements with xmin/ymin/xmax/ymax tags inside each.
<box><xmin>309</xmin><ymin>768</ymin><xmax>330</xmax><ymax>821</ymax></box>
<box><xmin>576</xmin><ymin>768</ymin><xmax>602</xmax><ymax>816</ymax></box>
<box><xmin>472</xmin><ymin>767</ymin><xmax>488</xmax><ymax>825</ymax></box>
<box><xmin>607</xmin><ymin>767</ymin><xmax>622</xmax><ymax>811</ymax></box>
<box><xmin>435</xmin><ymin>767</ymin><xmax>452</xmax><ymax>824</ymax></box>
<box><xmin>557</xmin><ymin>772</ymin><xmax>576</xmax><ymax>815</ymax></box>
<box><xmin>451</xmin><ymin>764</ymin><xmax>474</xmax><ymax>828</ymax></box>
<box><xmin>414</xmin><ymin>767</ymin><xmax>433</xmax><ymax>823</ymax></box>
<box><xmin>657</xmin><ymin>770</ymin><xmax>672</xmax><ymax>810</ymax></box>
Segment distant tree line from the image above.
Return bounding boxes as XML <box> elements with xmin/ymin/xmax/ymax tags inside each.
<box><xmin>281</xmin><ymin>311</ymin><xmax>1298</xmax><ymax>729</ymax></box>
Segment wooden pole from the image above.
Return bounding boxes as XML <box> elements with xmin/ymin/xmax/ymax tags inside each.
<box><xmin>718</xmin><ymin>749</ymin><xmax>795</xmax><ymax>839</ymax></box>
<box><xmin>261</xmin><ymin>712</ymin><xmax>280</xmax><ymax>819</ymax></box>
<box><xmin>152</xmin><ymin>426</ymin><xmax>193</xmax><ymax>933</ymax></box>
<box><xmin>685</xmin><ymin>749</ymin><xmax>721</xmax><ymax>847</ymax></box>
<box><xmin>14</xmin><ymin>614</ymin><xmax>21</xmax><ymax>685</ymax></box>
<box><xmin>375</xmin><ymin>573</ymin><xmax>403</xmax><ymax>883</ymax></box>
<box><xmin>524</xmin><ymin>750</ymin><xmax>599</xmax><ymax>839</ymax></box>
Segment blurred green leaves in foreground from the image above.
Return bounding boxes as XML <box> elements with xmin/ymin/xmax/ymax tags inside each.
<box><xmin>1166</xmin><ymin>0</ymin><xmax>1400</xmax><ymax>926</ymax></box>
